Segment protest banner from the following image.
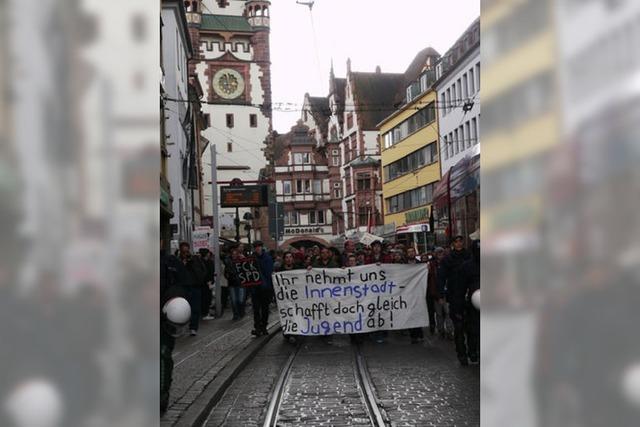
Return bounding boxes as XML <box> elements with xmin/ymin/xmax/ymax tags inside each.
<box><xmin>272</xmin><ymin>264</ymin><xmax>428</xmax><ymax>335</ymax></box>
<box><xmin>192</xmin><ymin>227</ymin><xmax>212</xmax><ymax>251</ymax></box>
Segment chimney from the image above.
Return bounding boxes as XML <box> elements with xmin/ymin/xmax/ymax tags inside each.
<box><xmin>347</xmin><ymin>57</ymin><xmax>351</xmax><ymax>73</ymax></box>
<box><xmin>375</xmin><ymin>65</ymin><xmax>381</xmax><ymax>74</ymax></box>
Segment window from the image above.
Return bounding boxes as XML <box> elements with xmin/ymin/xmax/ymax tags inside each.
<box><xmin>293</xmin><ymin>152</ymin><xmax>311</xmax><ymax>164</ymax></box>
<box><xmin>469</xmin><ymin>68</ymin><xmax>475</xmax><ymax>94</ymax></box>
<box><xmin>451</xmin><ymin>83</ymin><xmax>455</xmax><ymax>106</ymax></box>
<box><xmin>440</xmin><ymin>93</ymin><xmax>446</xmax><ymax>116</ymax></box>
<box><xmin>358</xmin><ymin>206</ymin><xmax>368</xmax><ymax>227</ymax></box>
<box><xmin>382</xmin><ymin>142</ymin><xmax>437</xmax><ymax>182</ymax></box>
<box><xmin>449</xmin><ymin>132</ymin><xmax>454</xmax><ymax>158</ymax></box>
<box><xmin>249</xmin><ymin>114</ymin><xmax>257</xmax><ymax>127</ymax></box>
<box><xmin>226</xmin><ymin>113</ymin><xmax>234</xmax><ymax>128</ymax></box>
<box><xmin>453</xmin><ymin>129</ymin><xmax>460</xmax><ymax>154</ymax></box>
<box><xmin>283</xmin><ymin>180</ymin><xmax>291</xmax><ymax>194</ymax></box>
<box><xmin>472</xmin><ymin>117</ymin><xmax>478</xmax><ymax>144</ymax></box>
<box><xmin>309</xmin><ymin>210</ymin><xmax>325</xmax><ymax>224</ymax></box>
<box><xmin>346</xmin><ymin>113</ymin><xmax>354</xmax><ymax>129</ymax></box>
<box><xmin>475</xmin><ymin>63</ymin><xmax>480</xmax><ymax>91</ymax></box>
<box><xmin>332</xmin><ymin>156</ymin><xmax>340</xmax><ymax>166</ymax></box>
<box><xmin>284</xmin><ymin>211</ymin><xmax>298</xmax><ymax>226</ymax></box>
<box><xmin>465</xmin><ymin>121</ymin><xmax>471</xmax><ymax>148</ymax></box>
<box><xmin>381</xmin><ymin>103</ymin><xmax>436</xmax><ymax>148</ymax></box>
<box><xmin>463</xmin><ymin>74</ymin><xmax>468</xmax><ymax>98</ymax></box>
<box><xmin>332</xmin><ymin>149</ymin><xmax>339</xmax><ymax>156</ymax></box>
<box><xmin>356</xmin><ymin>173</ymin><xmax>371</xmax><ymax>190</ymax></box>
<box><xmin>334</xmin><ymin>189</ymin><xmax>342</xmax><ymax>198</ymax></box>
<box><xmin>385</xmin><ymin>182</ymin><xmax>438</xmax><ymax>214</ymax></box>
<box><xmin>295</xmin><ymin>180</ymin><xmax>302</xmax><ymax>193</ymax></box>
<box><xmin>459</xmin><ymin>125</ymin><xmax>465</xmax><ymax>152</ymax></box>
<box><xmin>227</xmin><ymin>142</ymin><xmax>232</xmax><ymax>152</ymax></box>
<box><xmin>443</xmin><ymin>135</ymin><xmax>448</xmax><ymax>160</ymax></box>
<box><xmin>313</xmin><ymin>180</ymin><xmax>322</xmax><ymax>194</ymax></box>
<box><xmin>446</xmin><ymin>88</ymin><xmax>451</xmax><ymax>112</ymax></box>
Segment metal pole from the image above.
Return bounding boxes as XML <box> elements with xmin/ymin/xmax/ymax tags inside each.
<box><xmin>274</xmin><ymin>201</ymin><xmax>279</xmax><ymax>251</ymax></box>
<box><xmin>210</xmin><ymin>145</ymin><xmax>222</xmax><ymax>318</ymax></box>
<box><xmin>235</xmin><ymin>207</ymin><xmax>240</xmax><ymax>242</ymax></box>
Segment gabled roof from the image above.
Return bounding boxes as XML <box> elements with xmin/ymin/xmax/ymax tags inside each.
<box><xmin>350</xmin><ymin>72</ymin><xmax>405</xmax><ymax>130</ymax></box>
<box><xmin>403</xmin><ymin>46</ymin><xmax>440</xmax><ymax>87</ymax></box>
<box><xmin>350</xmin><ymin>156</ymin><xmax>380</xmax><ymax>167</ymax></box>
<box><xmin>306</xmin><ymin>95</ymin><xmax>331</xmax><ymax>136</ymax></box>
<box><xmin>201</xmin><ymin>14</ymin><xmax>254</xmax><ymax>32</ymax></box>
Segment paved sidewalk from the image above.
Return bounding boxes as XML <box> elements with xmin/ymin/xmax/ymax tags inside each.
<box><xmin>161</xmin><ymin>306</ymin><xmax>278</xmax><ymax>426</ymax></box>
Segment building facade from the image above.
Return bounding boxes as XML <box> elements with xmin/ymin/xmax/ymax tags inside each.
<box><xmin>379</xmin><ymin>48</ymin><xmax>441</xmax><ymax>252</ymax></box>
<box><xmin>186</xmin><ymin>0</ymin><xmax>273</xmax><ymax>241</ymax></box>
<box><xmin>161</xmin><ymin>0</ymin><xmax>197</xmax><ymax>243</ymax></box>
<box><xmin>328</xmin><ymin>60</ymin><xmax>406</xmax><ymax>238</ymax></box>
<box><xmin>435</xmin><ymin>18</ymin><xmax>480</xmax><ymax>174</ymax></box>
<box><xmin>272</xmin><ymin>121</ymin><xmax>334</xmax><ymax>248</ymax></box>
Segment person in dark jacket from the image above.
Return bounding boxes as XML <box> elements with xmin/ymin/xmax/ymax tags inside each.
<box><xmin>223</xmin><ymin>245</ymin><xmax>247</xmax><ymax>320</ymax></box>
<box><xmin>175</xmin><ymin>242</ymin><xmax>207</xmax><ymax>336</ymax></box>
<box><xmin>440</xmin><ymin>235</ymin><xmax>472</xmax><ymax>365</ymax></box>
<box><xmin>461</xmin><ymin>239</ymin><xmax>480</xmax><ymax>364</ymax></box>
<box><xmin>313</xmin><ymin>247</ymin><xmax>339</xmax><ymax>268</ymax></box>
<box><xmin>160</xmin><ymin>241</ymin><xmax>183</xmax><ymax>414</ymax></box>
<box><xmin>251</xmin><ymin>241</ymin><xmax>274</xmax><ymax>336</ymax></box>
<box><xmin>199</xmin><ymin>248</ymin><xmax>215</xmax><ymax>320</ymax></box>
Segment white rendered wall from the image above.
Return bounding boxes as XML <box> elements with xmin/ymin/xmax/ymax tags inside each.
<box><xmin>436</xmin><ymin>47</ymin><xmax>480</xmax><ymax>174</ymax></box>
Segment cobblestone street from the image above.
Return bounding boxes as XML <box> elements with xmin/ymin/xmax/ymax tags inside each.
<box><xmin>168</xmin><ymin>316</ymin><xmax>479</xmax><ymax>426</ymax></box>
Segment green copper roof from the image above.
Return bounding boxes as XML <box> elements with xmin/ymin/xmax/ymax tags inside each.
<box><xmin>201</xmin><ymin>14</ymin><xmax>254</xmax><ymax>32</ymax></box>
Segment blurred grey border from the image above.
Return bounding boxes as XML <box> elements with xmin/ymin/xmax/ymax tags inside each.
<box><xmin>0</xmin><ymin>1</ymin><xmax>159</xmax><ymax>426</ymax></box>
<box><xmin>482</xmin><ymin>0</ymin><xmax>640</xmax><ymax>426</ymax></box>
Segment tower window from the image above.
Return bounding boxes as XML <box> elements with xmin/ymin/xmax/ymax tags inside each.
<box><xmin>227</xmin><ymin>142</ymin><xmax>233</xmax><ymax>152</ymax></box>
<box><xmin>217</xmin><ymin>0</ymin><xmax>228</xmax><ymax>8</ymax></box>
<box><xmin>226</xmin><ymin>113</ymin><xmax>234</xmax><ymax>128</ymax></box>
<box><xmin>250</xmin><ymin>114</ymin><xmax>257</xmax><ymax>128</ymax></box>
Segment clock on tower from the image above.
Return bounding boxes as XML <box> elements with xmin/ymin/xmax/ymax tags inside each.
<box><xmin>212</xmin><ymin>68</ymin><xmax>245</xmax><ymax>100</ymax></box>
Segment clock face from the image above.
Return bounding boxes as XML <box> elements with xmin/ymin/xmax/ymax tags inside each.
<box><xmin>213</xmin><ymin>68</ymin><xmax>245</xmax><ymax>100</ymax></box>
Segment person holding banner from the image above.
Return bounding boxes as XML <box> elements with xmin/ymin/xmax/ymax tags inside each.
<box><xmin>277</xmin><ymin>252</ymin><xmax>301</xmax><ymax>344</ymax></box>
<box><xmin>405</xmin><ymin>251</ymin><xmax>425</xmax><ymax>344</ymax></box>
<box><xmin>366</xmin><ymin>240</ymin><xmax>392</xmax><ymax>264</ymax></box>
<box><xmin>176</xmin><ymin>242</ymin><xmax>206</xmax><ymax>336</ymax></box>
<box><xmin>251</xmin><ymin>241</ymin><xmax>273</xmax><ymax>337</ymax></box>
<box><xmin>313</xmin><ymin>247</ymin><xmax>339</xmax><ymax>269</ymax></box>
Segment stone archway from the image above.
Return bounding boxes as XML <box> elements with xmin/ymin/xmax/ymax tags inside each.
<box><xmin>280</xmin><ymin>235</ymin><xmax>329</xmax><ymax>249</ymax></box>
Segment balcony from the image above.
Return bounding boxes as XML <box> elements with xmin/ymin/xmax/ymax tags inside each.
<box><xmin>274</xmin><ymin>164</ymin><xmax>329</xmax><ymax>174</ymax></box>
<box><xmin>277</xmin><ymin>193</ymin><xmax>332</xmax><ymax>203</ymax></box>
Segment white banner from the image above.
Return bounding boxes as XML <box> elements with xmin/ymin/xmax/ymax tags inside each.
<box><xmin>192</xmin><ymin>227</ymin><xmax>213</xmax><ymax>251</ymax></box>
<box><xmin>272</xmin><ymin>264</ymin><xmax>428</xmax><ymax>335</ymax></box>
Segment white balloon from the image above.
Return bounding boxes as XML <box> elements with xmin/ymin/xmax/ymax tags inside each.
<box><xmin>4</xmin><ymin>378</ymin><xmax>63</xmax><ymax>427</ymax></box>
<box><xmin>164</xmin><ymin>297</ymin><xmax>191</xmax><ymax>324</ymax></box>
<box><xmin>622</xmin><ymin>362</ymin><xmax>640</xmax><ymax>407</ymax></box>
<box><xmin>471</xmin><ymin>289</ymin><xmax>480</xmax><ymax>310</ymax></box>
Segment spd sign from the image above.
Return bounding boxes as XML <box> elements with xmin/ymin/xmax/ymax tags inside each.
<box><xmin>235</xmin><ymin>258</ymin><xmax>262</xmax><ymax>287</ymax></box>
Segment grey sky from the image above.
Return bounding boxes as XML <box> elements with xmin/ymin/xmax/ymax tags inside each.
<box><xmin>270</xmin><ymin>0</ymin><xmax>480</xmax><ymax>132</ymax></box>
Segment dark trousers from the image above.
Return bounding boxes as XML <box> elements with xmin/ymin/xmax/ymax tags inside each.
<box><xmin>201</xmin><ymin>285</ymin><xmax>212</xmax><ymax>316</ymax></box>
<box><xmin>160</xmin><ymin>326</ymin><xmax>175</xmax><ymax>413</ymax></box>
<box><xmin>251</xmin><ymin>286</ymin><xmax>272</xmax><ymax>331</ymax></box>
<box><xmin>186</xmin><ymin>287</ymin><xmax>201</xmax><ymax>331</ymax></box>
<box><xmin>450</xmin><ymin>303</ymin><xmax>479</xmax><ymax>360</ymax></box>
<box><xmin>426</xmin><ymin>294</ymin><xmax>436</xmax><ymax>333</ymax></box>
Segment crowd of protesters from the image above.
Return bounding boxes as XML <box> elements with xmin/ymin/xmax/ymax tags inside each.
<box><xmin>161</xmin><ymin>234</ymin><xmax>480</xmax><ymax>413</ymax></box>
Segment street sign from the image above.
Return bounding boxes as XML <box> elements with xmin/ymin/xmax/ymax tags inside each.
<box><xmin>220</xmin><ymin>185</ymin><xmax>269</xmax><ymax>207</ymax></box>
